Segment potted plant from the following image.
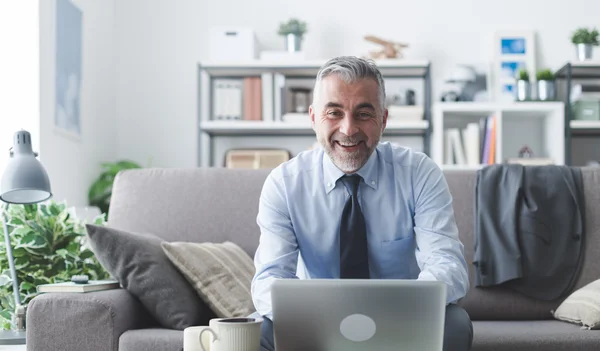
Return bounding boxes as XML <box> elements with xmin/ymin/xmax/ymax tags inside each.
<box><xmin>571</xmin><ymin>27</ymin><xmax>599</xmax><ymax>61</ymax></box>
<box><xmin>0</xmin><ymin>201</ymin><xmax>110</xmax><ymax>330</ymax></box>
<box><xmin>516</xmin><ymin>68</ymin><xmax>531</xmax><ymax>101</ymax></box>
<box><xmin>278</xmin><ymin>18</ymin><xmax>307</xmax><ymax>52</ymax></box>
<box><xmin>536</xmin><ymin>69</ymin><xmax>556</xmax><ymax>101</ymax></box>
<box><xmin>88</xmin><ymin>160</ymin><xmax>142</xmax><ymax>215</ymax></box>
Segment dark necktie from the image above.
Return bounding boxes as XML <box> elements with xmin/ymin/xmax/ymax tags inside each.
<box><xmin>339</xmin><ymin>175</ymin><xmax>370</xmax><ymax>279</ymax></box>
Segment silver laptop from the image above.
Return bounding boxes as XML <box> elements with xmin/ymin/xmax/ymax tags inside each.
<box><xmin>271</xmin><ymin>279</ymin><xmax>447</xmax><ymax>351</ymax></box>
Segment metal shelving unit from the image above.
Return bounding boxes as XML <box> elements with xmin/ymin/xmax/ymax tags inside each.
<box><xmin>555</xmin><ymin>61</ymin><xmax>600</xmax><ymax>165</ymax></box>
<box><xmin>197</xmin><ymin>59</ymin><xmax>433</xmax><ymax>167</ymax></box>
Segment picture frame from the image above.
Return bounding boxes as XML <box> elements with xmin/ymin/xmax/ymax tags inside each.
<box><xmin>54</xmin><ymin>0</ymin><xmax>83</xmax><ymax>141</ymax></box>
<box><xmin>492</xmin><ymin>31</ymin><xmax>536</xmax><ymax>102</ymax></box>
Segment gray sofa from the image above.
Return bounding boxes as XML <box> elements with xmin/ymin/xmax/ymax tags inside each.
<box><xmin>26</xmin><ymin>167</ymin><xmax>600</xmax><ymax>351</ymax></box>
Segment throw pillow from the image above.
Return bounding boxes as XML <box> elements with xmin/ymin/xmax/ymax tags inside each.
<box><xmin>552</xmin><ymin>279</ymin><xmax>600</xmax><ymax>330</ymax></box>
<box><xmin>85</xmin><ymin>224</ymin><xmax>215</xmax><ymax>330</ymax></box>
<box><xmin>161</xmin><ymin>241</ymin><xmax>256</xmax><ymax>318</ymax></box>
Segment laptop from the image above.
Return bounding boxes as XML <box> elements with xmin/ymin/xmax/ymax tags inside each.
<box><xmin>271</xmin><ymin>279</ymin><xmax>447</xmax><ymax>351</ymax></box>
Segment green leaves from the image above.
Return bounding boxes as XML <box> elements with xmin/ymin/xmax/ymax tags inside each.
<box><xmin>517</xmin><ymin>68</ymin><xmax>529</xmax><ymax>81</ymax></box>
<box><xmin>571</xmin><ymin>27</ymin><xmax>600</xmax><ymax>46</ymax></box>
<box><xmin>88</xmin><ymin>160</ymin><xmax>142</xmax><ymax>214</ymax></box>
<box><xmin>536</xmin><ymin>69</ymin><xmax>555</xmax><ymax>82</ymax></box>
<box><xmin>0</xmin><ymin>200</ymin><xmax>110</xmax><ymax>330</ymax></box>
<box><xmin>278</xmin><ymin>18</ymin><xmax>307</xmax><ymax>37</ymax></box>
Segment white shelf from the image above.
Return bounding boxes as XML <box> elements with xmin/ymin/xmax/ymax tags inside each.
<box><xmin>432</xmin><ymin>101</ymin><xmax>565</xmax><ymax>167</ymax></box>
<box><xmin>200</xmin><ymin>59</ymin><xmax>429</xmax><ymax>69</ymax></box>
<box><xmin>199</xmin><ymin>59</ymin><xmax>430</xmax><ymax>77</ymax></box>
<box><xmin>200</xmin><ymin>120</ymin><xmax>429</xmax><ymax>136</ymax></box>
<box><xmin>570</xmin><ymin>120</ymin><xmax>600</xmax><ymax>129</ymax></box>
<box><xmin>435</xmin><ymin>101</ymin><xmax>564</xmax><ymax>113</ymax></box>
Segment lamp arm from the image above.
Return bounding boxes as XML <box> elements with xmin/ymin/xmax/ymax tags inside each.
<box><xmin>2</xmin><ymin>203</ymin><xmax>21</xmax><ymax>308</ymax></box>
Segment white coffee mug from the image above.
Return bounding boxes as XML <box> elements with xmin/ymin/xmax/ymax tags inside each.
<box><xmin>183</xmin><ymin>317</ymin><xmax>263</xmax><ymax>351</ymax></box>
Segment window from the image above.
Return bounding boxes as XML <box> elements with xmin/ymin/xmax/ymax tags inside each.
<box><xmin>0</xmin><ymin>1</ymin><xmax>40</xmax><ymax>176</ymax></box>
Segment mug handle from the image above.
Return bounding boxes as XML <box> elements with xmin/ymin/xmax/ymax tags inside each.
<box><xmin>198</xmin><ymin>327</ymin><xmax>218</xmax><ymax>351</ymax></box>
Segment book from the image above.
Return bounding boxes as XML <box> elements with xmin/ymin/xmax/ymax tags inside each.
<box><xmin>37</xmin><ymin>280</ymin><xmax>120</xmax><ymax>293</ymax></box>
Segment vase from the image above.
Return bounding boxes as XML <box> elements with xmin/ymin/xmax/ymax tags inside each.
<box><xmin>576</xmin><ymin>43</ymin><xmax>593</xmax><ymax>61</ymax></box>
<box><xmin>516</xmin><ymin>80</ymin><xmax>531</xmax><ymax>101</ymax></box>
<box><xmin>537</xmin><ymin>80</ymin><xmax>555</xmax><ymax>101</ymax></box>
<box><xmin>285</xmin><ymin>34</ymin><xmax>302</xmax><ymax>52</ymax></box>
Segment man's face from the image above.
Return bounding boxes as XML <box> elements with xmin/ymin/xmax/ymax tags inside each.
<box><xmin>310</xmin><ymin>74</ymin><xmax>387</xmax><ymax>173</ymax></box>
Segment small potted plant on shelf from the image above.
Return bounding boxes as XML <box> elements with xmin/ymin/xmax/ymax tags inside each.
<box><xmin>571</xmin><ymin>27</ymin><xmax>599</xmax><ymax>61</ymax></box>
<box><xmin>278</xmin><ymin>18</ymin><xmax>307</xmax><ymax>53</ymax></box>
<box><xmin>516</xmin><ymin>68</ymin><xmax>531</xmax><ymax>101</ymax></box>
<box><xmin>536</xmin><ymin>69</ymin><xmax>556</xmax><ymax>101</ymax></box>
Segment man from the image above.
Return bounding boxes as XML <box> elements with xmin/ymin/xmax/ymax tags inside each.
<box><xmin>250</xmin><ymin>56</ymin><xmax>473</xmax><ymax>351</ymax></box>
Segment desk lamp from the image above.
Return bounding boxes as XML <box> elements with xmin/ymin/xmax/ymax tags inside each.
<box><xmin>0</xmin><ymin>130</ymin><xmax>52</xmax><ymax>345</ymax></box>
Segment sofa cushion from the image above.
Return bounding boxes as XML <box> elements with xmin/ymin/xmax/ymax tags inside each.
<box><xmin>85</xmin><ymin>224</ymin><xmax>215</xmax><ymax>330</ymax></box>
<box><xmin>473</xmin><ymin>320</ymin><xmax>600</xmax><ymax>351</ymax></box>
<box><xmin>119</xmin><ymin>328</ymin><xmax>182</xmax><ymax>351</ymax></box>
<box><xmin>552</xmin><ymin>279</ymin><xmax>600</xmax><ymax>330</ymax></box>
<box><xmin>162</xmin><ymin>241</ymin><xmax>256</xmax><ymax>318</ymax></box>
<box><xmin>107</xmin><ymin>168</ymin><xmax>270</xmax><ymax>256</ymax></box>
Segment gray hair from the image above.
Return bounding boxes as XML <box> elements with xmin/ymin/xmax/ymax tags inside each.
<box><xmin>313</xmin><ymin>56</ymin><xmax>386</xmax><ymax>110</ymax></box>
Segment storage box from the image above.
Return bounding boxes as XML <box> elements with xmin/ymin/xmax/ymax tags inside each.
<box><xmin>224</xmin><ymin>149</ymin><xmax>291</xmax><ymax>169</ymax></box>
<box><xmin>209</xmin><ymin>27</ymin><xmax>257</xmax><ymax>61</ymax></box>
<box><xmin>572</xmin><ymin>99</ymin><xmax>600</xmax><ymax>121</ymax></box>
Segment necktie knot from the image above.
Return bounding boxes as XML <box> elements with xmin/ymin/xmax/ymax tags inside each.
<box><xmin>342</xmin><ymin>175</ymin><xmax>362</xmax><ymax>196</ymax></box>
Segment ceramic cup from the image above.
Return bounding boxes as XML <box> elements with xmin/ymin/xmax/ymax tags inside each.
<box><xmin>183</xmin><ymin>317</ymin><xmax>263</xmax><ymax>351</ymax></box>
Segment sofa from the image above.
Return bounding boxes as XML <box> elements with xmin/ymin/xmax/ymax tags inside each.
<box><xmin>26</xmin><ymin>166</ymin><xmax>600</xmax><ymax>351</ymax></box>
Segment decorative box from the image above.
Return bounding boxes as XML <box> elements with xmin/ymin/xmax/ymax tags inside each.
<box><xmin>209</xmin><ymin>27</ymin><xmax>257</xmax><ymax>61</ymax></box>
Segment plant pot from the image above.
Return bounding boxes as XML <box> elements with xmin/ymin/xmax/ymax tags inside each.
<box><xmin>537</xmin><ymin>80</ymin><xmax>555</xmax><ymax>101</ymax></box>
<box><xmin>516</xmin><ymin>80</ymin><xmax>531</xmax><ymax>101</ymax></box>
<box><xmin>576</xmin><ymin>43</ymin><xmax>593</xmax><ymax>61</ymax></box>
<box><xmin>285</xmin><ymin>33</ymin><xmax>302</xmax><ymax>52</ymax></box>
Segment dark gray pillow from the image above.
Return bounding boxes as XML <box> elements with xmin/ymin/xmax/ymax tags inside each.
<box><xmin>85</xmin><ymin>224</ymin><xmax>216</xmax><ymax>330</ymax></box>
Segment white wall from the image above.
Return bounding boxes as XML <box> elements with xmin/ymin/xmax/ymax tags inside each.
<box><xmin>39</xmin><ymin>0</ymin><xmax>117</xmax><ymax>207</ymax></box>
<box><xmin>115</xmin><ymin>1</ymin><xmax>203</xmax><ymax>168</ymax></box>
<box><xmin>113</xmin><ymin>0</ymin><xmax>600</xmax><ymax>169</ymax></box>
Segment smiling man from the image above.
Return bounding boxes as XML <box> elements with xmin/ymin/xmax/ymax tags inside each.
<box><xmin>250</xmin><ymin>56</ymin><xmax>473</xmax><ymax>351</ymax></box>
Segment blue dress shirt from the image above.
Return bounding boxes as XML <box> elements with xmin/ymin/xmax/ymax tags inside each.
<box><xmin>251</xmin><ymin>142</ymin><xmax>469</xmax><ymax>319</ymax></box>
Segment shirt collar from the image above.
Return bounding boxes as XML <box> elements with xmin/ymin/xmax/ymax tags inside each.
<box><xmin>322</xmin><ymin>147</ymin><xmax>379</xmax><ymax>194</ymax></box>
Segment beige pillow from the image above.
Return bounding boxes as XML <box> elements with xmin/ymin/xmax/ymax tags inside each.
<box><xmin>162</xmin><ymin>241</ymin><xmax>256</xmax><ymax>318</ymax></box>
<box><xmin>552</xmin><ymin>279</ymin><xmax>600</xmax><ymax>330</ymax></box>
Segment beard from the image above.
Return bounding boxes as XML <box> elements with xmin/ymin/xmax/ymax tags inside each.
<box><xmin>318</xmin><ymin>131</ymin><xmax>381</xmax><ymax>173</ymax></box>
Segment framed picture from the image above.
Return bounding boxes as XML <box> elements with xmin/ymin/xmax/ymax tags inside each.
<box><xmin>492</xmin><ymin>31</ymin><xmax>536</xmax><ymax>102</ymax></box>
<box><xmin>54</xmin><ymin>0</ymin><xmax>83</xmax><ymax>141</ymax></box>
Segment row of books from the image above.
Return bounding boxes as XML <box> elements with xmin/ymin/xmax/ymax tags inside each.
<box><xmin>444</xmin><ymin>115</ymin><xmax>497</xmax><ymax>166</ymax></box>
<box><xmin>212</xmin><ymin>73</ymin><xmax>286</xmax><ymax>122</ymax></box>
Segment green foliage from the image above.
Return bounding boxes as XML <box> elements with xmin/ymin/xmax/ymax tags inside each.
<box><xmin>517</xmin><ymin>68</ymin><xmax>530</xmax><ymax>81</ymax></box>
<box><xmin>88</xmin><ymin>160</ymin><xmax>142</xmax><ymax>214</ymax></box>
<box><xmin>0</xmin><ymin>201</ymin><xmax>110</xmax><ymax>330</ymax></box>
<box><xmin>278</xmin><ymin>18</ymin><xmax>307</xmax><ymax>37</ymax></box>
<box><xmin>536</xmin><ymin>69</ymin><xmax>555</xmax><ymax>81</ymax></box>
<box><xmin>571</xmin><ymin>27</ymin><xmax>599</xmax><ymax>45</ymax></box>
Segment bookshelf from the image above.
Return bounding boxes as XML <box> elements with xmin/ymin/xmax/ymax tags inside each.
<box><xmin>432</xmin><ymin>102</ymin><xmax>565</xmax><ymax>170</ymax></box>
<box><xmin>555</xmin><ymin>61</ymin><xmax>600</xmax><ymax>166</ymax></box>
<box><xmin>197</xmin><ymin>59</ymin><xmax>432</xmax><ymax>167</ymax></box>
